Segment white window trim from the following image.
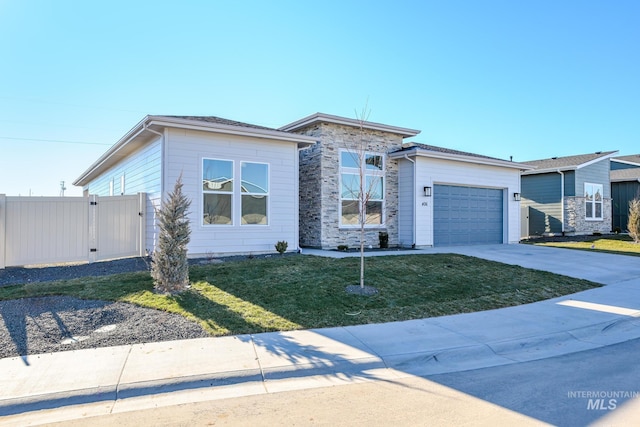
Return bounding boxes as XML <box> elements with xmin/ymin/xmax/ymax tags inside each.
<box><xmin>240</xmin><ymin>161</ymin><xmax>270</xmax><ymax>226</ymax></box>
<box><xmin>339</xmin><ymin>149</ymin><xmax>386</xmax><ymax>228</ymax></box>
<box><xmin>202</xmin><ymin>158</ymin><xmax>235</xmax><ymax>227</ymax></box>
<box><xmin>584</xmin><ymin>182</ymin><xmax>603</xmax><ymax>221</ymax></box>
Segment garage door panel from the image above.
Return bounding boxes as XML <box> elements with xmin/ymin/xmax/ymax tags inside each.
<box><xmin>434</xmin><ymin>185</ymin><xmax>503</xmax><ymax>246</ymax></box>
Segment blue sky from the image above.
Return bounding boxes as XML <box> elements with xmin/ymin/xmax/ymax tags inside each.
<box><xmin>1</xmin><ymin>0</ymin><xmax>638</xmax><ymax>196</ymax></box>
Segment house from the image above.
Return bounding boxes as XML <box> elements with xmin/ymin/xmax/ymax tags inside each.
<box><xmin>73</xmin><ymin>115</ymin><xmax>317</xmax><ymax>256</ymax></box>
<box><xmin>610</xmin><ymin>155</ymin><xmax>640</xmax><ymax>232</ymax></box>
<box><xmin>520</xmin><ymin>151</ymin><xmax>618</xmax><ymax>237</ymax></box>
<box><xmin>75</xmin><ymin>112</ymin><xmax>532</xmax><ymax>256</ymax></box>
<box><xmin>280</xmin><ymin>113</ymin><xmax>530</xmax><ymax>248</ymax></box>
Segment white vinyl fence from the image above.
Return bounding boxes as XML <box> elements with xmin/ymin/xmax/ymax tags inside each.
<box><xmin>0</xmin><ymin>194</ymin><xmax>146</xmax><ymax>269</ymax></box>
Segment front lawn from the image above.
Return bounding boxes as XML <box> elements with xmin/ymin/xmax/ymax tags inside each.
<box><xmin>527</xmin><ymin>234</ymin><xmax>640</xmax><ymax>257</ymax></box>
<box><xmin>0</xmin><ymin>254</ymin><xmax>600</xmax><ymax>336</ymax></box>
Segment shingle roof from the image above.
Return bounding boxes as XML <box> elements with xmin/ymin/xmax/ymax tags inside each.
<box><xmin>611</xmin><ymin>168</ymin><xmax>640</xmax><ymax>182</ymax></box>
<box><xmin>397</xmin><ymin>142</ymin><xmax>509</xmax><ymax>162</ymax></box>
<box><xmin>521</xmin><ymin>151</ymin><xmax>617</xmax><ymax>171</ymax></box>
<box><xmin>160</xmin><ymin>115</ymin><xmax>279</xmax><ymax>132</ymax></box>
<box><xmin>612</xmin><ymin>154</ymin><xmax>640</xmax><ymax>166</ymax></box>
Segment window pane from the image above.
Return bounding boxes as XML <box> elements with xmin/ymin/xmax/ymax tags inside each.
<box><xmin>366</xmin><ymin>201</ymin><xmax>382</xmax><ymax>224</ymax></box>
<box><xmin>203</xmin><ymin>194</ymin><xmax>232</xmax><ymax>225</ymax></box>
<box><xmin>341</xmin><ymin>152</ymin><xmax>359</xmax><ymax>169</ymax></box>
<box><xmin>594</xmin><ymin>187</ymin><xmax>602</xmax><ymax>201</ymax></box>
<box><xmin>203</xmin><ymin>159</ymin><xmax>233</xmax><ymax>192</ymax></box>
<box><xmin>365</xmin><ymin>154</ymin><xmax>383</xmax><ymax>171</ymax></box>
<box><xmin>595</xmin><ymin>203</ymin><xmax>602</xmax><ymax>218</ymax></box>
<box><xmin>366</xmin><ymin>176</ymin><xmax>383</xmax><ymax>199</ymax></box>
<box><xmin>341</xmin><ymin>174</ymin><xmax>360</xmax><ymax>199</ymax></box>
<box><xmin>586</xmin><ymin>201</ymin><xmax>594</xmax><ymax>219</ymax></box>
<box><xmin>341</xmin><ymin>200</ymin><xmax>360</xmax><ymax>225</ymax></box>
<box><xmin>242</xmin><ymin>195</ymin><xmax>267</xmax><ymax>224</ymax></box>
<box><xmin>241</xmin><ymin>163</ymin><xmax>268</xmax><ymax>194</ymax></box>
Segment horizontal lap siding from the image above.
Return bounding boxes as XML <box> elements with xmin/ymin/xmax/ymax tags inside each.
<box><xmin>397</xmin><ymin>160</ymin><xmax>415</xmax><ymax>247</ymax></box>
<box><xmin>521</xmin><ymin>173</ymin><xmax>563</xmax><ymax>235</ymax></box>
<box><xmin>414</xmin><ymin>157</ymin><xmax>521</xmax><ymax>246</ymax></box>
<box><xmin>575</xmin><ymin>161</ymin><xmax>611</xmax><ymax>198</ymax></box>
<box><xmin>166</xmin><ymin>129</ymin><xmax>299</xmax><ymax>255</ymax></box>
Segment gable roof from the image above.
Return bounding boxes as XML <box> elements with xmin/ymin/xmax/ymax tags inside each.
<box><xmin>279</xmin><ymin>112</ymin><xmax>421</xmax><ymax>138</ymax></box>
<box><xmin>389</xmin><ymin>142</ymin><xmax>533</xmax><ymax>170</ymax></box>
<box><xmin>74</xmin><ymin>115</ymin><xmax>317</xmax><ymax>187</ymax></box>
<box><xmin>612</xmin><ymin>154</ymin><xmax>640</xmax><ymax>167</ymax></box>
<box><xmin>521</xmin><ymin>151</ymin><xmax>618</xmax><ymax>175</ymax></box>
<box><xmin>611</xmin><ymin>168</ymin><xmax>640</xmax><ymax>183</ymax></box>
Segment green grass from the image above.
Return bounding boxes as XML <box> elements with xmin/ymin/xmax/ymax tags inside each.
<box><xmin>531</xmin><ymin>234</ymin><xmax>640</xmax><ymax>257</ymax></box>
<box><xmin>0</xmin><ymin>254</ymin><xmax>600</xmax><ymax>336</ymax></box>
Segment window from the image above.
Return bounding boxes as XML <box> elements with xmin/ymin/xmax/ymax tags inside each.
<box><xmin>203</xmin><ymin>159</ymin><xmax>233</xmax><ymax>225</ymax></box>
<box><xmin>585</xmin><ymin>183</ymin><xmax>603</xmax><ymax>220</ymax></box>
<box><xmin>340</xmin><ymin>151</ymin><xmax>384</xmax><ymax>226</ymax></box>
<box><xmin>241</xmin><ymin>162</ymin><xmax>268</xmax><ymax>225</ymax></box>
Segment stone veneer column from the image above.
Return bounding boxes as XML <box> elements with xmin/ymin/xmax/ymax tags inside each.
<box><xmin>295</xmin><ymin>122</ymin><xmax>404</xmax><ymax>249</ymax></box>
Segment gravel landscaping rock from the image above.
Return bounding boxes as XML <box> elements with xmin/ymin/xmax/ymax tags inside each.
<box><xmin>0</xmin><ymin>257</ymin><xmax>212</xmax><ymax>358</ymax></box>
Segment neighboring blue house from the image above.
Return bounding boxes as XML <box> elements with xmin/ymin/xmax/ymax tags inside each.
<box><xmin>611</xmin><ymin>155</ymin><xmax>640</xmax><ymax>232</ymax></box>
<box><xmin>520</xmin><ymin>151</ymin><xmax>617</xmax><ymax>237</ymax></box>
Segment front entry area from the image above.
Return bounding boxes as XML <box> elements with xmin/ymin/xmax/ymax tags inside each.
<box><xmin>433</xmin><ymin>185</ymin><xmax>504</xmax><ymax>246</ymax></box>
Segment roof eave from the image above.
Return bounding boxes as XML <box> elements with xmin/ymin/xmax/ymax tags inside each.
<box><xmin>391</xmin><ymin>148</ymin><xmax>534</xmax><ymax>170</ymax></box>
<box><xmin>147</xmin><ymin>116</ymin><xmax>317</xmax><ymax>146</ymax></box>
<box><xmin>279</xmin><ymin>112</ymin><xmax>421</xmax><ymax>138</ymax></box>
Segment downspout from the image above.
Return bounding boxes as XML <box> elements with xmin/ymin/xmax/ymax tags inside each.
<box><xmin>404</xmin><ymin>154</ymin><xmax>417</xmax><ymax>247</ymax></box>
<box><xmin>557</xmin><ymin>169</ymin><xmax>565</xmax><ymax>234</ymax></box>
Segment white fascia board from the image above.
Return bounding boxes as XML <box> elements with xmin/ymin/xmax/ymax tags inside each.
<box><xmin>575</xmin><ymin>151</ymin><xmax>619</xmax><ymax>169</ymax></box>
<box><xmin>279</xmin><ymin>112</ymin><xmax>421</xmax><ymax>138</ymax></box>
<box><xmin>390</xmin><ymin>148</ymin><xmax>533</xmax><ymax>171</ymax></box>
<box><xmin>147</xmin><ymin>116</ymin><xmax>318</xmax><ymax>147</ymax></box>
<box><xmin>521</xmin><ymin>166</ymin><xmax>577</xmax><ymax>175</ymax></box>
<box><xmin>611</xmin><ymin>177</ymin><xmax>640</xmax><ymax>183</ymax></box>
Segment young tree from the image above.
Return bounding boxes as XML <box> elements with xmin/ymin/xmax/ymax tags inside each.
<box><xmin>151</xmin><ymin>174</ymin><xmax>192</xmax><ymax>294</ymax></box>
<box><xmin>628</xmin><ymin>197</ymin><xmax>640</xmax><ymax>244</ymax></box>
<box><xmin>342</xmin><ymin>104</ymin><xmax>382</xmax><ymax>292</ymax></box>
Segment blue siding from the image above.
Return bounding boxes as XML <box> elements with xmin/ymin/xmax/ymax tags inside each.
<box><xmin>521</xmin><ymin>173</ymin><xmax>563</xmax><ymax>235</ymax></box>
<box><xmin>611</xmin><ymin>162</ymin><xmax>640</xmax><ymax>171</ymax></box>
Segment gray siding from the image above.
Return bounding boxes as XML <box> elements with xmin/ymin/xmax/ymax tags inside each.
<box><xmin>575</xmin><ymin>160</ymin><xmax>611</xmax><ymax>198</ymax></box>
<box><xmin>612</xmin><ymin>181</ymin><xmax>640</xmax><ymax>231</ymax></box>
<box><xmin>397</xmin><ymin>159</ymin><xmax>414</xmax><ymax>247</ymax></box>
<box><xmin>521</xmin><ymin>173</ymin><xmax>563</xmax><ymax>235</ymax></box>
<box><xmin>563</xmin><ymin>171</ymin><xmax>575</xmax><ymax>197</ymax></box>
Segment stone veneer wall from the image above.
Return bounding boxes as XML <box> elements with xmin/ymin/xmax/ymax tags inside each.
<box><xmin>295</xmin><ymin>122</ymin><xmax>405</xmax><ymax>249</ymax></box>
<box><xmin>564</xmin><ymin>197</ymin><xmax>613</xmax><ymax>234</ymax></box>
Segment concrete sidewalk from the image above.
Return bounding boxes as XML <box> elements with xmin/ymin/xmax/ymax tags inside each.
<box><xmin>2</xmin><ymin>244</ymin><xmax>640</xmax><ymax>422</ymax></box>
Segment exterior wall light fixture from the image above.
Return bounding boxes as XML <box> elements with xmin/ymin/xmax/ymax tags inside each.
<box><xmin>513</xmin><ymin>192</ymin><xmax>521</xmax><ymax>201</ymax></box>
<box><xmin>424</xmin><ymin>186</ymin><xmax>432</xmax><ymax>197</ymax></box>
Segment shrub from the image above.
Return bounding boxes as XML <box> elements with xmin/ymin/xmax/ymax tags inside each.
<box><xmin>337</xmin><ymin>245</ymin><xmax>349</xmax><ymax>252</ymax></box>
<box><xmin>628</xmin><ymin>198</ymin><xmax>640</xmax><ymax>243</ymax></box>
<box><xmin>151</xmin><ymin>175</ymin><xmax>192</xmax><ymax>294</ymax></box>
<box><xmin>275</xmin><ymin>240</ymin><xmax>288</xmax><ymax>254</ymax></box>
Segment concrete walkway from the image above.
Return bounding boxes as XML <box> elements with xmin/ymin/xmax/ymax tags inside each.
<box><xmin>2</xmin><ymin>244</ymin><xmax>640</xmax><ymax>423</ymax></box>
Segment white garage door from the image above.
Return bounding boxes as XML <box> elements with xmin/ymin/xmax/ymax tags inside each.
<box><xmin>434</xmin><ymin>185</ymin><xmax>504</xmax><ymax>246</ymax></box>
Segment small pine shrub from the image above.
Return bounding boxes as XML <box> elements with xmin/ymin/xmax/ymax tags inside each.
<box><xmin>151</xmin><ymin>175</ymin><xmax>192</xmax><ymax>294</ymax></box>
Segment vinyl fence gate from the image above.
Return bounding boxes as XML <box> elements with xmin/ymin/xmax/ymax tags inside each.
<box><xmin>0</xmin><ymin>194</ymin><xmax>146</xmax><ymax>269</ymax></box>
